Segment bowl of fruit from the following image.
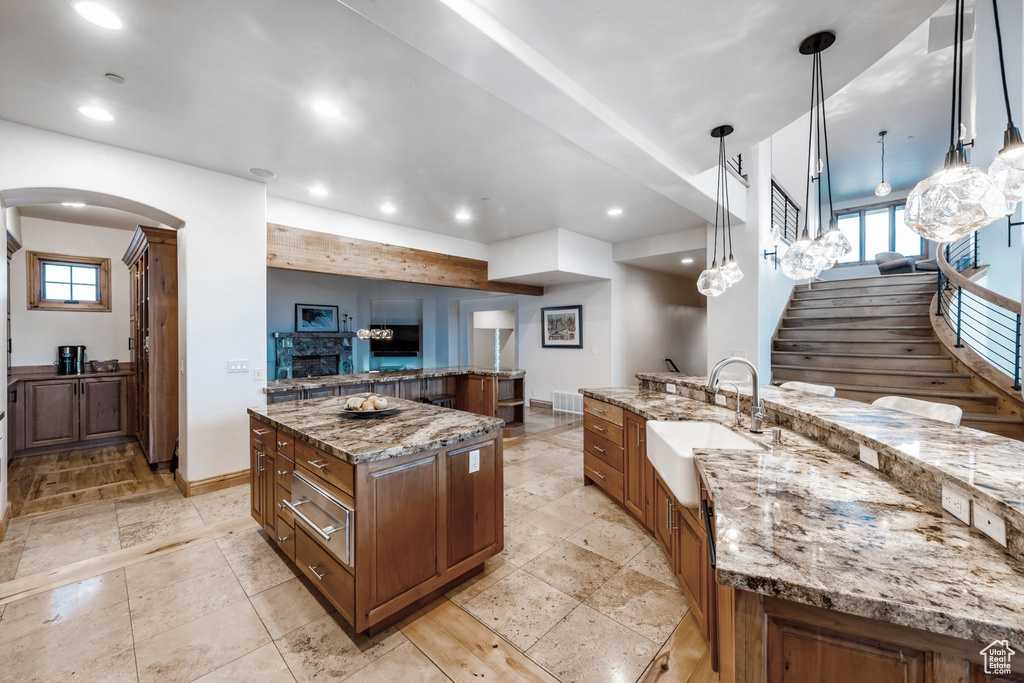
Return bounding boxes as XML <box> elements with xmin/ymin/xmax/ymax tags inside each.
<box><xmin>340</xmin><ymin>395</ymin><xmax>400</xmax><ymax>419</ymax></box>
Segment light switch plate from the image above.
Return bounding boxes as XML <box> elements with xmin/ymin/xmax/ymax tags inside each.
<box><xmin>942</xmin><ymin>484</ymin><xmax>971</xmax><ymax>524</ymax></box>
<box><xmin>227</xmin><ymin>359</ymin><xmax>248</xmax><ymax>373</ymax></box>
<box><xmin>715</xmin><ymin>393</ymin><xmax>727</xmax><ymax>406</ymax></box>
<box><xmin>974</xmin><ymin>504</ymin><xmax>1007</xmax><ymax>546</ymax></box>
<box><xmin>469</xmin><ymin>449</ymin><xmax>480</xmax><ymax>473</ymax></box>
<box><xmin>859</xmin><ymin>444</ymin><xmax>879</xmax><ymax>469</ymax></box>
<box><xmin>665</xmin><ymin>384</ymin><xmax>677</xmax><ymax>394</ymax></box>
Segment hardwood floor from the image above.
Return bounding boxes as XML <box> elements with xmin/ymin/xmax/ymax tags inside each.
<box><xmin>7</xmin><ymin>440</ymin><xmax>174</xmax><ymax>519</ymax></box>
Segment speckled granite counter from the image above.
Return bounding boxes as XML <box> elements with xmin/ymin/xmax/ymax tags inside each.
<box><xmin>248</xmin><ymin>394</ymin><xmax>504</xmax><ymax>464</ymax></box>
<box><xmin>581</xmin><ymin>387</ymin><xmax>1024</xmax><ymax>647</ymax></box>
<box><xmin>265</xmin><ymin>366</ymin><xmax>525</xmax><ymax>394</ymax></box>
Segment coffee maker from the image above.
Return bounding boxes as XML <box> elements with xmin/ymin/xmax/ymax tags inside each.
<box><xmin>56</xmin><ymin>345</ymin><xmax>87</xmax><ymax>375</ymax></box>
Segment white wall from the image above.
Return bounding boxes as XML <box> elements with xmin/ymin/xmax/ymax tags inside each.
<box><xmin>10</xmin><ymin>217</ymin><xmax>133</xmax><ymax>366</ymax></box>
<box><xmin>0</xmin><ymin>209</ymin><xmax>8</xmax><ymax>519</ymax></box>
<box><xmin>0</xmin><ymin>120</ymin><xmax>267</xmax><ymax>483</ymax></box>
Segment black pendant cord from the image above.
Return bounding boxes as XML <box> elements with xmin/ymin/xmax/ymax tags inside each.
<box><xmin>816</xmin><ymin>51</ymin><xmax>835</xmax><ymax>226</ymax></box>
<box><xmin>957</xmin><ymin>0</ymin><xmax>966</xmax><ymax>147</ymax></box>
<box><xmin>712</xmin><ymin>146</ymin><xmax>721</xmax><ymax>266</ymax></box>
<box><xmin>948</xmin><ymin>0</ymin><xmax>962</xmax><ymax>154</ymax></box>
<box><xmin>723</xmin><ymin>137</ymin><xmax>735</xmax><ymax>260</ymax></box>
<box><xmin>880</xmin><ymin>133</ymin><xmax>886</xmax><ymax>183</ymax></box>
<box><xmin>802</xmin><ymin>45</ymin><xmax>817</xmax><ymax>241</ymax></box>
<box><xmin>993</xmin><ymin>0</ymin><xmax>1015</xmax><ymax>125</ymax></box>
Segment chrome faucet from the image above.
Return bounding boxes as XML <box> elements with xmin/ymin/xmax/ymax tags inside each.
<box><xmin>707</xmin><ymin>357</ymin><xmax>767</xmax><ymax>433</ymax></box>
<box><xmin>719</xmin><ymin>381</ymin><xmax>743</xmax><ymax>426</ymax></box>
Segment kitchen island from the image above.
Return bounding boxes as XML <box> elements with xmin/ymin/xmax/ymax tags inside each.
<box><xmin>248</xmin><ymin>394</ymin><xmax>505</xmax><ymax>633</ymax></box>
<box><xmin>580</xmin><ymin>384</ymin><xmax>1024</xmax><ymax>682</ymax></box>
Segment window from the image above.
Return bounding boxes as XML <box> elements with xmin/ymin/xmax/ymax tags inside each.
<box><xmin>28</xmin><ymin>251</ymin><xmax>111</xmax><ymax>312</ymax></box>
<box><xmin>831</xmin><ymin>202</ymin><xmax>922</xmax><ymax>265</ymax></box>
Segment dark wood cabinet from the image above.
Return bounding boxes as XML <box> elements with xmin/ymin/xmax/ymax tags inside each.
<box><xmin>79</xmin><ymin>376</ymin><xmax>128</xmax><ymax>440</ymax></box>
<box><xmin>25</xmin><ymin>379</ymin><xmax>78</xmax><ymax>447</ymax></box>
<box><xmin>20</xmin><ymin>375</ymin><xmax>129</xmax><ymax>450</ymax></box>
<box><xmin>653</xmin><ymin>471</ymin><xmax>674</xmax><ymax>560</ymax></box>
<box><xmin>124</xmin><ymin>226</ymin><xmax>178</xmax><ymax>465</ymax></box>
<box><xmin>623</xmin><ymin>412</ymin><xmax>647</xmax><ymax>521</ymax></box>
<box><xmin>459</xmin><ymin>374</ymin><xmax>495</xmax><ymax>416</ymax></box>
<box><xmin>447</xmin><ymin>441</ymin><xmax>498</xmax><ymax>567</ymax></box>
<box><xmin>675</xmin><ymin>504</ymin><xmax>709</xmax><ymax>636</ymax></box>
<box><xmin>249</xmin><ymin>420</ymin><xmax>273</xmax><ymax>526</ymax></box>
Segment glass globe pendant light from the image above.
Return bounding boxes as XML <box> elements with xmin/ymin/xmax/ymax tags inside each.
<box><xmin>906</xmin><ymin>0</ymin><xmax>1006</xmax><ymax>241</ymax></box>
<box><xmin>698</xmin><ymin>125</ymin><xmax>741</xmax><ymax>296</ymax></box>
<box><xmin>986</xmin><ymin>0</ymin><xmax>1024</xmax><ymax>203</ymax></box>
<box><xmin>875</xmin><ymin>131</ymin><xmax>892</xmax><ymax>197</ymax></box>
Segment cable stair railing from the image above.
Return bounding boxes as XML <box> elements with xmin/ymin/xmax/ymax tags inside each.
<box><xmin>937</xmin><ymin>235</ymin><xmax>1022</xmax><ymax>391</ymax></box>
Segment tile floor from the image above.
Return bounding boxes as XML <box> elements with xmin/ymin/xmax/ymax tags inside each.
<box><xmin>0</xmin><ymin>406</ymin><xmax>708</xmax><ymax>682</ymax></box>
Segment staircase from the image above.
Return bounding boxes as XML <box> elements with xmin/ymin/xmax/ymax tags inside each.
<box><xmin>772</xmin><ymin>272</ymin><xmax>1024</xmax><ymax>439</ymax></box>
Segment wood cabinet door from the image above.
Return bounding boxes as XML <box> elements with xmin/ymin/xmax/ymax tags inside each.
<box><xmin>304</xmin><ymin>387</ymin><xmax>338</xmax><ymax>400</ymax></box>
<box><xmin>79</xmin><ymin>376</ymin><xmax>128</xmax><ymax>440</ymax></box>
<box><xmin>675</xmin><ymin>506</ymin><xmax>708</xmax><ymax>638</ymax></box>
<box><xmin>623</xmin><ymin>413</ymin><xmax>646</xmax><ymax>522</ymax></box>
<box><xmin>446</xmin><ymin>440</ymin><xmax>498</xmax><ymax>567</ymax></box>
<box><xmin>653</xmin><ymin>473</ymin><xmax>674</xmax><ymax>561</ymax></box>
<box><xmin>466</xmin><ymin>375</ymin><xmax>495</xmax><ymax>416</ymax></box>
<box><xmin>267</xmin><ymin>390</ymin><xmax>302</xmax><ymax>404</ymax></box>
<box><xmin>399</xmin><ymin>380</ymin><xmax>422</xmax><ymax>401</ymax></box>
<box><xmin>250</xmin><ymin>440</ymin><xmax>265</xmax><ymax>526</ymax></box>
<box><xmin>262</xmin><ymin>449</ymin><xmax>277</xmax><ymax>536</ymax></box>
<box><xmin>371</xmin><ymin>381</ymin><xmax>397</xmax><ymax>397</ymax></box>
<box><xmin>25</xmin><ymin>379</ymin><xmax>78</xmax><ymax>447</ymax></box>
<box><xmin>366</xmin><ymin>455</ymin><xmax>439</xmax><ymax>608</ymax></box>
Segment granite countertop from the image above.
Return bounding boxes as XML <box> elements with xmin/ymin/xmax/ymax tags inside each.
<box><xmin>581</xmin><ymin>387</ymin><xmax>1024</xmax><ymax>647</ymax></box>
<box><xmin>635</xmin><ymin>372</ymin><xmax>1024</xmax><ymax>561</ymax></box>
<box><xmin>265</xmin><ymin>366</ymin><xmax>525</xmax><ymax>394</ymax></box>
<box><xmin>248</xmin><ymin>394</ymin><xmax>504</xmax><ymax>464</ymax></box>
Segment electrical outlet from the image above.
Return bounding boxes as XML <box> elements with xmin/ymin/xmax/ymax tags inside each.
<box><xmin>942</xmin><ymin>484</ymin><xmax>971</xmax><ymax>524</ymax></box>
<box><xmin>665</xmin><ymin>384</ymin><xmax>677</xmax><ymax>394</ymax></box>
<box><xmin>730</xmin><ymin>349</ymin><xmax>747</xmax><ymax>359</ymax></box>
<box><xmin>859</xmin><ymin>444</ymin><xmax>879</xmax><ymax>470</ymax></box>
<box><xmin>469</xmin><ymin>449</ymin><xmax>480</xmax><ymax>474</ymax></box>
<box><xmin>227</xmin><ymin>359</ymin><xmax>248</xmax><ymax>373</ymax></box>
<box><xmin>715</xmin><ymin>393</ymin><xmax>727</xmax><ymax>407</ymax></box>
<box><xmin>974</xmin><ymin>504</ymin><xmax>1007</xmax><ymax>547</ymax></box>
<box><xmin>254</xmin><ymin>367</ymin><xmax>264</xmax><ymax>380</ymax></box>
<box><xmin>591</xmin><ymin>346</ymin><xmax>597</xmax><ymax>356</ymax></box>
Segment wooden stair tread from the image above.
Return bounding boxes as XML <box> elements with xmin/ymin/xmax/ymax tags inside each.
<box><xmin>802</xmin><ymin>273</ymin><xmax>936</xmax><ymax>288</ymax></box>
<box><xmin>961</xmin><ymin>413</ymin><xmax>1024</xmax><ymax>424</ymax></box>
<box><xmin>783</xmin><ymin>313</ymin><xmax>931</xmax><ymax>321</ymax></box>
<box><xmin>773</xmin><ymin>364</ymin><xmax>969</xmax><ymax>379</ymax></box>
<box><xmin>779</xmin><ymin>324</ymin><xmax>934</xmax><ymax>331</ymax></box>
<box><xmin>825</xmin><ymin>383</ymin><xmax>997</xmax><ymax>400</ymax></box>
<box><xmin>776</xmin><ymin>338</ymin><xmax>939</xmax><ymax>344</ymax></box>
<box><xmin>773</xmin><ymin>352</ymin><xmax>951</xmax><ymax>361</ymax></box>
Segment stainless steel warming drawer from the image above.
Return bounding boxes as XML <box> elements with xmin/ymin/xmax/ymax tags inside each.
<box><xmin>283</xmin><ymin>470</ymin><xmax>354</xmax><ymax>567</ymax></box>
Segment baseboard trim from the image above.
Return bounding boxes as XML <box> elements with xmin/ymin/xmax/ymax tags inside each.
<box><xmin>529</xmin><ymin>399</ymin><xmax>553</xmax><ymax>409</ymax></box>
<box><xmin>0</xmin><ymin>502</ymin><xmax>11</xmax><ymax>542</ymax></box>
<box><xmin>175</xmin><ymin>469</ymin><xmax>248</xmax><ymax>498</ymax></box>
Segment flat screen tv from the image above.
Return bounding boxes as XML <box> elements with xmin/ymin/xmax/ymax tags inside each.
<box><xmin>370</xmin><ymin>324</ymin><xmax>421</xmax><ymax>357</ymax></box>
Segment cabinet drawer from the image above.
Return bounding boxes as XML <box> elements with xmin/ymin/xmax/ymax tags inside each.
<box><xmin>583</xmin><ymin>430</ymin><xmax>624</xmax><ymax>472</ymax></box>
<box><xmin>250</xmin><ymin>418</ymin><xmax>275</xmax><ymax>446</ymax></box>
<box><xmin>296</xmin><ymin>527</ymin><xmax>354</xmax><ymax>622</ymax></box>
<box><xmin>275</xmin><ymin>516</ymin><xmax>295</xmax><ymax>561</ymax></box>
<box><xmin>274</xmin><ymin>433</ymin><xmax>295</xmax><ymax>459</ymax></box>
<box><xmin>274</xmin><ymin>452</ymin><xmax>294</xmax><ymax>491</ymax></box>
<box><xmin>277</xmin><ymin>484</ymin><xmax>293</xmax><ymax>526</ymax></box>
<box><xmin>295</xmin><ymin>440</ymin><xmax>354</xmax><ymax>497</ymax></box>
<box><xmin>584</xmin><ymin>451</ymin><xmax>624</xmax><ymax>503</ymax></box>
<box><xmin>583</xmin><ymin>413</ymin><xmax>624</xmax><ymax>447</ymax></box>
<box><xmin>584</xmin><ymin>398</ymin><xmax>623</xmax><ymax>427</ymax></box>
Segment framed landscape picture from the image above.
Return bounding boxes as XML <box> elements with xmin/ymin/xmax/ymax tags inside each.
<box><xmin>541</xmin><ymin>305</ymin><xmax>582</xmax><ymax>348</ymax></box>
<box><xmin>295</xmin><ymin>304</ymin><xmax>339</xmax><ymax>333</ymax></box>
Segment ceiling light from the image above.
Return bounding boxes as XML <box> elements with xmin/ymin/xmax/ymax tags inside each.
<box><xmin>987</xmin><ymin>0</ymin><xmax>1024</xmax><ymax>203</ymax></box>
<box><xmin>312</xmin><ymin>101</ymin><xmax>341</xmax><ymax>117</ymax></box>
<box><xmin>380</xmin><ymin>203</ymin><xmax>397</xmax><ymax>214</ymax></box>
<box><xmin>455</xmin><ymin>209</ymin><xmax>471</xmax><ymax>221</ymax></box>
<box><xmin>249</xmin><ymin>167</ymin><xmax>276</xmax><ymax>178</ymax></box>
<box><xmin>74</xmin><ymin>2</ymin><xmax>123</xmax><ymax>29</ymax></box>
<box><xmin>104</xmin><ymin>73</ymin><xmax>125</xmax><ymax>84</ymax></box>
<box><xmin>874</xmin><ymin>131</ymin><xmax>892</xmax><ymax>197</ymax></box>
<box><xmin>78</xmin><ymin>105</ymin><xmax>114</xmax><ymax>121</ymax></box>
<box><xmin>310</xmin><ymin>185</ymin><xmax>328</xmax><ymax>197</ymax></box>
<box><xmin>607</xmin><ymin>208</ymin><xmax>623</xmax><ymax>216</ymax></box>
<box><xmin>697</xmin><ymin>125</ymin><xmax>738</xmax><ymax>297</ymax></box>
<box><xmin>681</xmin><ymin>258</ymin><xmax>694</xmax><ymax>264</ymax></box>
<box><xmin>61</xmin><ymin>202</ymin><xmax>85</xmax><ymax>208</ymax></box>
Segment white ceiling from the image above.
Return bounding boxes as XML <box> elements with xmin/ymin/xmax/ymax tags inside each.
<box><xmin>618</xmin><ymin>248</ymin><xmax>706</xmax><ymax>280</ymax></box>
<box><xmin>0</xmin><ymin>0</ymin><xmax>944</xmax><ymax>244</ymax></box>
<box><xmin>18</xmin><ymin>203</ymin><xmax>154</xmax><ymax>231</ymax></box>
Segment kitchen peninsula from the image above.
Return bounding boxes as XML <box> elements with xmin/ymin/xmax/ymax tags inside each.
<box><xmin>580</xmin><ymin>378</ymin><xmax>1024</xmax><ymax>682</ymax></box>
<box><xmin>248</xmin><ymin>394</ymin><xmax>504</xmax><ymax>633</ymax></box>
<box><xmin>265</xmin><ymin>366</ymin><xmax>526</xmax><ymax>438</ymax></box>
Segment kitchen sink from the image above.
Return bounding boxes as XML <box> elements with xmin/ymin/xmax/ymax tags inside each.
<box><xmin>646</xmin><ymin>421</ymin><xmax>761</xmax><ymax>508</ymax></box>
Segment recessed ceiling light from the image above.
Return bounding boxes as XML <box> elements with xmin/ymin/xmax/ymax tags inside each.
<box><xmin>104</xmin><ymin>73</ymin><xmax>125</xmax><ymax>84</ymax></box>
<box><xmin>74</xmin><ymin>2</ymin><xmax>123</xmax><ymax>29</ymax></box>
<box><xmin>61</xmin><ymin>202</ymin><xmax>85</xmax><ymax>208</ymax></box>
<box><xmin>455</xmin><ymin>209</ymin><xmax>471</xmax><ymax>221</ymax></box>
<box><xmin>310</xmin><ymin>185</ymin><xmax>328</xmax><ymax>197</ymax></box>
<box><xmin>78</xmin><ymin>105</ymin><xmax>114</xmax><ymax>121</ymax></box>
<box><xmin>681</xmin><ymin>258</ymin><xmax>694</xmax><ymax>264</ymax></box>
<box><xmin>312</xmin><ymin>101</ymin><xmax>341</xmax><ymax>117</ymax></box>
<box><xmin>607</xmin><ymin>208</ymin><xmax>623</xmax><ymax>216</ymax></box>
<box><xmin>380</xmin><ymin>203</ymin><xmax>397</xmax><ymax>214</ymax></box>
<box><xmin>249</xmin><ymin>167</ymin><xmax>276</xmax><ymax>179</ymax></box>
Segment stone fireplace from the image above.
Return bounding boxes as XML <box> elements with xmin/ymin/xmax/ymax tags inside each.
<box><xmin>273</xmin><ymin>332</ymin><xmax>355</xmax><ymax>380</ymax></box>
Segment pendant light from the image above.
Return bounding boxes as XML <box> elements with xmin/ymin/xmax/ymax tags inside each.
<box><xmin>875</xmin><ymin>131</ymin><xmax>892</xmax><ymax>196</ymax></box>
<box><xmin>987</xmin><ymin>0</ymin><xmax>1024</xmax><ymax>204</ymax></box>
<box><xmin>357</xmin><ymin>292</ymin><xmax>394</xmax><ymax>340</ymax></box>
<box><xmin>905</xmin><ymin>0</ymin><xmax>1006</xmax><ymax>242</ymax></box>
<box><xmin>782</xmin><ymin>31</ymin><xmax>850</xmax><ymax>280</ymax></box>
<box><xmin>698</xmin><ymin>125</ymin><xmax>740</xmax><ymax>296</ymax></box>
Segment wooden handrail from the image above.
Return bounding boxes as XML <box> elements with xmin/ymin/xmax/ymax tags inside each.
<box><xmin>937</xmin><ymin>243</ymin><xmax>1021</xmax><ymax>315</ymax></box>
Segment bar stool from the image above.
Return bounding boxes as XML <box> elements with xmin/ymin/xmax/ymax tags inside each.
<box><xmin>425</xmin><ymin>394</ymin><xmax>455</xmax><ymax>409</ymax></box>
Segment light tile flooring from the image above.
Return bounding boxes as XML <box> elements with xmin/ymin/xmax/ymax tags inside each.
<box><xmin>0</xmin><ymin>407</ymin><xmax>714</xmax><ymax>682</ymax></box>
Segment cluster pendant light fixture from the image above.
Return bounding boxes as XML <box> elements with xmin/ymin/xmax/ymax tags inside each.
<box><xmin>987</xmin><ymin>0</ymin><xmax>1024</xmax><ymax>202</ymax></box>
<box><xmin>875</xmin><ymin>131</ymin><xmax>892</xmax><ymax>197</ymax></box>
<box><xmin>905</xmin><ymin>0</ymin><xmax>1008</xmax><ymax>242</ymax></box>
<box><xmin>356</xmin><ymin>296</ymin><xmax>394</xmax><ymax>340</ymax></box>
<box><xmin>697</xmin><ymin>125</ymin><xmax>743</xmax><ymax>297</ymax></box>
<box><xmin>781</xmin><ymin>31</ymin><xmax>851</xmax><ymax>281</ymax></box>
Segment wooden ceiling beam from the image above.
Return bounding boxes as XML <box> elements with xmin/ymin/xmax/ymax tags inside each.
<box><xmin>266</xmin><ymin>223</ymin><xmax>544</xmax><ymax>296</ymax></box>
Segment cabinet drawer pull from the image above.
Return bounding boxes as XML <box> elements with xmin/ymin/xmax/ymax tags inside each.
<box><xmin>307</xmin><ymin>460</ymin><xmax>328</xmax><ymax>470</ymax></box>
<box><xmin>595</xmin><ymin>407</ymin><xmax>606</xmax><ymax>413</ymax></box>
<box><xmin>277</xmin><ymin>470</ymin><xmax>288</xmax><ymax>478</ymax></box>
<box><xmin>593</xmin><ymin>470</ymin><xmax>606</xmax><ymax>480</ymax></box>
<box><xmin>593</xmin><ymin>425</ymin><xmax>606</xmax><ymax>432</ymax></box>
<box><xmin>665</xmin><ymin>499</ymin><xmax>672</xmax><ymax>531</ymax></box>
<box><xmin>308</xmin><ymin>565</ymin><xmax>326</xmax><ymax>581</ymax></box>
<box><xmin>277</xmin><ymin>535</ymin><xmax>288</xmax><ymax>544</ymax></box>
<box><xmin>593</xmin><ymin>446</ymin><xmax>606</xmax><ymax>453</ymax></box>
<box><xmin>277</xmin><ymin>440</ymin><xmax>288</xmax><ymax>449</ymax></box>
<box><xmin>252</xmin><ymin>428</ymin><xmax>270</xmax><ymax>436</ymax></box>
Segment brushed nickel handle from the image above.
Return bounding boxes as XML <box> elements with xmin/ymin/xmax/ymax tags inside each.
<box><xmin>277</xmin><ymin>535</ymin><xmax>288</xmax><ymax>544</ymax></box>
<box><xmin>255</xmin><ymin>450</ymin><xmax>265</xmax><ymax>474</ymax></box>
<box><xmin>307</xmin><ymin>460</ymin><xmax>328</xmax><ymax>470</ymax></box>
<box><xmin>284</xmin><ymin>499</ymin><xmax>332</xmax><ymax>543</ymax></box>
<box><xmin>593</xmin><ymin>470</ymin><xmax>606</xmax><ymax>480</ymax></box>
<box><xmin>252</xmin><ymin>428</ymin><xmax>270</xmax><ymax>436</ymax></box>
<box><xmin>277</xmin><ymin>502</ymin><xmax>284</xmax><ymax>511</ymax></box>
<box><xmin>665</xmin><ymin>499</ymin><xmax>672</xmax><ymax>531</ymax></box>
<box><xmin>595</xmin><ymin>407</ymin><xmax>606</xmax><ymax>413</ymax></box>
<box><xmin>668</xmin><ymin>502</ymin><xmax>678</xmax><ymax>531</ymax></box>
<box><xmin>277</xmin><ymin>470</ymin><xmax>287</xmax><ymax>478</ymax></box>
<box><xmin>277</xmin><ymin>440</ymin><xmax>288</xmax><ymax>449</ymax></box>
<box><xmin>593</xmin><ymin>425</ymin><xmax>606</xmax><ymax>432</ymax></box>
<box><xmin>594</xmin><ymin>446</ymin><xmax>606</xmax><ymax>453</ymax></box>
<box><xmin>308</xmin><ymin>565</ymin><xmax>326</xmax><ymax>581</ymax></box>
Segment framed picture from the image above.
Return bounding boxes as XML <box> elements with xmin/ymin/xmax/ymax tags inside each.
<box><xmin>295</xmin><ymin>304</ymin><xmax>339</xmax><ymax>333</ymax></box>
<box><xmin>541</xmin><ymin>305</ymin><xmax>583</xmax><ymax>348</ymax></box>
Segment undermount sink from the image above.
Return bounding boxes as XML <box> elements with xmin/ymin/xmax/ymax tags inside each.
<box><xmin>646</xmin><ymin>421</ymin><xmax>761</xmax><ymax>508</ymax></box>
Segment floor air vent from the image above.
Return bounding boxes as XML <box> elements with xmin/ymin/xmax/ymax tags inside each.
<box><xmin>552</xmin><ymin>391</ymin><xmax>583</xmax><ymax>414</ymax></box>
